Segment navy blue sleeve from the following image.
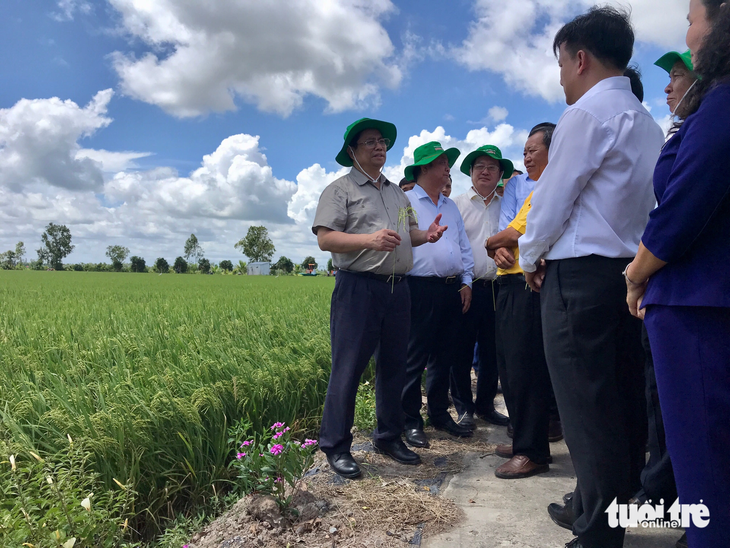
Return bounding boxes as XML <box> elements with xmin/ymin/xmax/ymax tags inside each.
<box><xmin>642</xmin><ymin>84</ymin><xmax>730</xmax><ymax>263</ymax></box>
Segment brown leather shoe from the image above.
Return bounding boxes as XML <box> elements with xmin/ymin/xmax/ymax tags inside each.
<box><xmin>549</xmin><ymin>418</ymin><xmax>564</xmax><ymax>442</ymax></box>
<box><xmin>495</xmin><ymin>455</ymin><xmax>549</xmax><ymax>479</ymax></box>
<box><xmin>495</xmin><ymin>443</ymin><xmax>514</xmax><ymax>459</ymax></box>
<box><xmin>495</xmin><ymin>444</ymin><xmax>552</xmax><ymax>463</ymax></box>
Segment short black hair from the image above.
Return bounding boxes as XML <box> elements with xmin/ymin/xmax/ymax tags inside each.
<box><xmin>623</xmin><ymin>65</ymin><xmax>644</xmax><ymax>102</ymax></box>
<box><xmin>553</xmin><ymin>6</ymin><xmax>634</xmax><ymax>71</ymax></box>
<box><xmin>528</xmin><ymin>122</ymin><xmax>557</xmax><ymax>150</ymax></box>
<box><xmin>399</xmin><ymin>177</ymin><xmax>411</xmax><ymax>188</ymax></box>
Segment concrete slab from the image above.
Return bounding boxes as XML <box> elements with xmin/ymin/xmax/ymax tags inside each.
<box><xmin>423</xmin><ymin>421</ymin><xmax>683</xmax><ymax>548</ymax></box>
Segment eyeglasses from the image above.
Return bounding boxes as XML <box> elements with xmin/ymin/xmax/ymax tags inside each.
<box><xmin>473</xmin><ymin>164</ymin><xmax>500</xmax><ymax>173</ymax></box>
<box><xmin>357</xmin><ymin>138</ymin><xmax>391</xmax><ymax>149</ymax></box>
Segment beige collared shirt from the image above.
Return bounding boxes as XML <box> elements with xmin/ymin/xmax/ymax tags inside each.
<box><xmin>312</xmin><ymin>168</ymin><xmax>417</xmax><ymax>275</ymax></box>
<box><xmin>452</xmin><ymin>188</ymin><xmax>501</xmax><ymax>281</ymax></box>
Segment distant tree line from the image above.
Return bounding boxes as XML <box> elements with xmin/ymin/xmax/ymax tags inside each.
<box><xmin>3</xmin><ymin>224</ymin><xmax>328</xmax><ymax>276</ymax></box>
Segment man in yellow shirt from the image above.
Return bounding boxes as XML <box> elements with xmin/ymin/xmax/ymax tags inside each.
<box><xmin>485</xmin><ymin>122</ymin><xmax>556</xmax><ymax>479</ymax></box>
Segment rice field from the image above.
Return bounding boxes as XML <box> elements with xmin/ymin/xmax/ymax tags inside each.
<box><xmin>0</xmin><ymin>270</ymin><xmax>335</xmax><ymax>542</ymax></box>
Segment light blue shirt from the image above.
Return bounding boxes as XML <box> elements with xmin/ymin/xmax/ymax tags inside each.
<box><xmin>499</xmin><ymin>173</ymin><xmax>536</xmax><ymax>231</ymax></box>
<box><xmin>519</xmin><ymin>76</ymin><xmax>664</xmax><ymax>272</ymax></box>
<box><xmin>406</xmin><ymin>184</ymin><xmax>474</xmax><ymax>286</ymax></box>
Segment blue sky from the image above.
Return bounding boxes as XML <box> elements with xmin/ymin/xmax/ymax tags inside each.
<box><xmin>0</xmin><ymin>0</ymin><xmax>690</xmax><ymax>267</ymax></box>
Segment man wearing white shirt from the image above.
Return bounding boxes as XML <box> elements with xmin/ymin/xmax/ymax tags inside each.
<box><xmin>401</xmin><ymin>141</ymin><xmax>475</xmax><ymax>447</ymax></box>
<box><xmin>518</xmin><ymin>8</ymin><xmax>664</xmax><ymax>548</ymax></box>
<box><xmin>450</xmin><ymin>145</ymin><xmax>513</xmax><ymax>430</ymax></box>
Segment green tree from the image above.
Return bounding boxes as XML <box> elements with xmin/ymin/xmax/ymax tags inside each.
<box><xmin>327</xmin><ymin>258</ymin><xmax>334</xmax><ymax>272</ymax></box>
<box><xmin>15</xmin><ymin>241</ymin><xmax>25</xmax><ymax>265</ymax></box>
<box><xmin>130</xmin><ymin>256</ymin><xmax>146</xmax><ymax>272</ymax></box>
<box><xmin>173</xmin><ymin>256</ymin><xmax>188</xmax><ymax>273</ymax></box>
<box><xmin>38</xmin><ymin>223</ymin><xmax>74</xmax><ymax>270</ymax></box>
<box><xmin>198</xmin><ymin>257</ymin><xmax>211</xmax><ymax>274</ymax></box>
<box><xmin>302</xmin><ymin>256</ymin><xmax>318</xmax><ymax>271</ymax></box>
<box><xmin>154</xmin><ymin>257</ymin><xmax>169</xmax><ymax>273</ymax></box>
<box><xmin>184</xmin><ymin>234</ymin><xmax>204</xmax><ymax>262</ymax></box>
<box><xmin>233</xmin><ymin>260</ymin><xmax>247</xmax><ymax>275</ymax></box>
<box><xmin>219</xmin><ymin>259</ymin><xmax>233</xmax><ymax>272</ymax></box>
<box><xmin>235</xmin><ymin>226</ymin><xmax>275</xmax><ymax>263</ymax></box>
<box><xmin>106</xmin><ymin>245</ymin><xmax>130</xmax><ymax>271</ymax></box>
<box><xmin>274</xmin><ymin>256</ymin><xmax>294</xmax><ymax>274</ymax></box>
<box><xmin>0</xmin><ymin>250</ymin><xmax>16</xmax><ymax>270</ymax></box>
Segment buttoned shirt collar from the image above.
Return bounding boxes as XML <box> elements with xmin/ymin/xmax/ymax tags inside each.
<box><xmin>467</xmin><ymin>185</ymin><xmax>500</xmax><ymax>206</ymax></box>
<box><xmin>350</xmin><ymin>167</ymin><xmax>387</xmax><ymax>186</ymax></box>
<box><xmin>412</xmin><ymin>182</ymin><xmax>446</xmax><ymax>206</ymax></box>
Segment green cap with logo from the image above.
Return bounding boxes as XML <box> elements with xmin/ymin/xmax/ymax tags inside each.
<box><xmin>460</xmin><ymin>145</ymin><xmax>514</xmax><ymax>179</ymax></box>
<box><xmin>404</xmin><ymin>141</ymin><xmax>460</xmax><ymax>182</ymax></box>
<box><xmin>335</xmin><ymin>117</ymin><xmax>397</xmax><ymax>167</ymax></box>
<box><xmin>654</xmin><ymin>50</ymin><xmax>694</xmax><ymax>74</ymax></box>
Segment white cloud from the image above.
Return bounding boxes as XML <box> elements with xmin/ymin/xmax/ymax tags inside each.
<box><xmin>76</xmin><ymin>149</ymin><xmax>153</xmax><ymax>172</ymax></box>
<box><xmin>0</xmin><ymin>89</ymin><xmax>532</xmax><ymax>266</ymax></box>
<box><xmin>288</xmin><ymin>164</ymin><xmax>348</xmax><ymax>225</ymax></box>
<box><xmin>109</xmin><ymin>0</ymin><xmax>403</xmax><ymax>117</ymax></box>
<box><xmin>453</xmin><ymin>0</ymin><xmax>690</xmax><ymax>104</ymax></box>
<box><xmin>52</xmin><ymin>0</ymin><xmax>92</xmax><ymax>21</ymax></box>
<box><xmin>0</xmin><ymin>90</ymin><xmax>114</xmax><ymax>192</ymax></box>
<box><xmin>488</xmin><ymin>106</ymin><xmax>509</xmax><ymax>122</ymax></box>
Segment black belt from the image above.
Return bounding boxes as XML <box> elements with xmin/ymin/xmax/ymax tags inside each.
<box><xmin>472</xmin><ymin>278</ymin><xmax>495</xmax><ymax>288</ymax></box>
<box><xmin>496</xmin><ymin>273</ymin><xmax>525</xmax><ymax>285</ymax></box>
<box><xmin>410</xmin><ymin>275</ymin><xmax>462</xmax><ymax>285</ymax></box>
<box><xmin>342</xmin><ymin>270</ymin><xmax>406</xmax><ymax>284</ymax></box>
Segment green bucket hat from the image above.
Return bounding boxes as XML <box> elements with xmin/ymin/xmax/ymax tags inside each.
<box><xmin>654</xmin><ymin>50</ymin><xmax>694</xmax><ymax>74</ymax></box>
<box><xmin>335</xmin><ymin>117</ymin><xmax>397</xmax><ymax>167</ymax></box>
<box><xmin>459</xmin><ymin>145</ymin><xmax>514</xmax><ymax>179</ymax></box>
<box><xmin>404</xmin><ymin>141</ymin><xmax>460</xmax><ymax>182</ymax></box>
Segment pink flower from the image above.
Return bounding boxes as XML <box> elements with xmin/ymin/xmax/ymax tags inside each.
<box><xmin>240</xmin><ymin>440</ymin><xmax>252</xmax><ymax>447</ymax></box>
<box><xmin>270</xmin><ymin>444</ymin><xmax>284</xmax><ymax>456</ymax></box>
<box><xmin>270</xmin><ymin>422</ymin><xmax>285</xmax><ymax>430</ymax></box>
<box><xmin>273</xmin><ymin>431</ymin><xmax>284</xmax><ymax>439</ymax></box>
<box><xmin>259</xmin><ymin>453</ymin><xmax>264</xmax><ymax>457</ymax></box>
<box><xmin>236</xmin><ymin>452</ymin><xmax>246</xmax><ymax>459</ymax></box>
<box><xmin>302</xmin><ymin>439</ymin><xmax>318</xmax><ymax>448</ymax></box>
<box><xmin>274</xmin><ymin>477</ymin><xmax>282</xmax><ymax>483</ymax></box>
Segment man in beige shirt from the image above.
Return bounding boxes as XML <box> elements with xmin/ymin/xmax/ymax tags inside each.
<box><xmin>312</xmin><ymin>118</ymin><xmax>446</xmax><ymax>478</ymax></box>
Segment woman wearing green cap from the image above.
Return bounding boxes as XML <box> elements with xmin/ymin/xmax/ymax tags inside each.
<box><xmin>655</xmin><ymin>49</ymin><xmax>698</xmax><ymax>120</ymax></box>
<box><xmin>626</xmin><ymin>1</ymin><xmax>730</xmax><ymax>546</ymax></box>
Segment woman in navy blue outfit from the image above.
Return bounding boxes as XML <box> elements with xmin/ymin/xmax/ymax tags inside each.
<box><xmin>625</xmin><ymin>1</ymin><xmax>730</xmax><ymax>546</ymax></box>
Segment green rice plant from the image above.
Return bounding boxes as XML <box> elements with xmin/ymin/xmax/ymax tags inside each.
<box><xmin>0</xmin><ymin>271</ymin><xmax>335</xmax><ymax>542</ymax></box>
<box><xmin>353</xmin><ymin>381</ymin><xmax>377</xmax><ymax>433</ymax></box>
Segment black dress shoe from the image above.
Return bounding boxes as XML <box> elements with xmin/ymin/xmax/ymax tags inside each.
<box><xmin>404</xmin><ymin>428</ymin><xmax>430</xmax><ymax>448</ymax></box>
<box><xmin>373</xmin><ymin>438</ymin><xmax>421</xmax><ymax>465</ymax></box>
<box><xmin>565</xmin><ymin>538</ymin><xmax>585</xmax><ymax>548</ymax></box>
<box><xmin>431</xmin><ymin>416</ymin><xmax>473</xmax><ymax>437</ymax></box>
<box><xmin>326</xmin><ymin>452</ymin><xmax>361</xmax><ymax>479</ymax></box>
<box><xmin>478</xmin><ymin>409</ymin><xmax>510</xmax><ymax>426</ymax></box>
<box><xmin>548</xmin><ymin>502</ymin><xmax>576</xmax><ymax>530</ymax></box>
<box><xmin>563</xmin><ymin>491</ymin><xmax>573</xmax><ymax>505</ymax></box>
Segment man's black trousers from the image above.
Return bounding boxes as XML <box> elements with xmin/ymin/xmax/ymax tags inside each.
<box><xmin>450</xmin><ymin>280</ymin><xmax>499</xmax><ymax>417</ymax></box>
<box><xmin>541</xmin><ymin>256</ymin><xmax>647</xmax><ymax>548</ymax></box>
<box><xmin>402</xmin><ymin>276</ymin><xmax>462</xmax><ymax>430</ymax></box>
<box><xmin>495</xmin><ymin>274</ymin><xmax>551</xmax><ymax>464</ymax></box>
<box><xmin>319</xmin><ymin>270</ymin><xmax>410</xmax><ymax>456</ymax></box>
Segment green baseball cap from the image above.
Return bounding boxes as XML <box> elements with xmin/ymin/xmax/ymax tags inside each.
<box><xmin>404</xmin><ymin>141</ymin><xmax>460</xmax><ymax>182</ymax></box>
<box><xmin>459</xmin><ymin>145</ymin><xmax>514</xmax><ymax>180</ymax></box>
<box><xmin>654</xmin><ymin>50</ymin><xmax>694</xmax><ymax>74</ymax></box>
<box><xmin>335</xmin><ymin>117</ymin><xmax>397</xmax><ymax>167</ymax></box>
